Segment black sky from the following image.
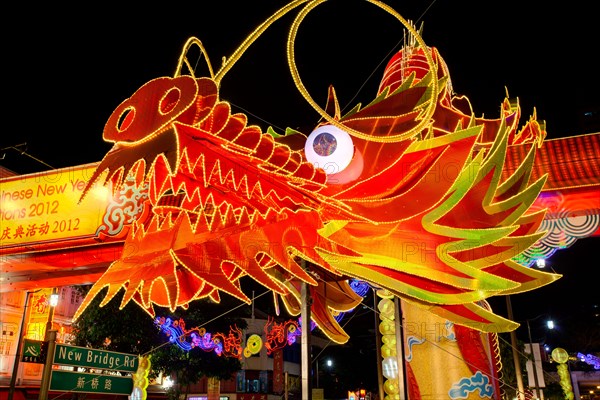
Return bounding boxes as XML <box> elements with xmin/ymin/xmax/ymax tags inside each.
<box><xmin>5</xmin><ymin>0</ymin><xmax>598</xmax><ymax>172</ymax></box>
<box><xmin>4</xmin><ymin>0</ymin><xmax>599</xmax><ymax>350</ymax></box>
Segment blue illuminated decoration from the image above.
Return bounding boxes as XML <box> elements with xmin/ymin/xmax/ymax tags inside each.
<box><xmin>155</xmin><ymin>280</ymin><xmax>372</xmax><ymax>356</ymax></box>
<box><xmin>154</xmin><ymin>317</ymin><xmax>243</xmax><ymax>358</ymax></box>
<box><xmin>577</xmin><ymin>352</ymin><xmax>600</xmax><ymax>369</ymax></box>
<box><xmin>448</xmin><ymin>371</ymin><xmax>494</xmax><ymax>399</ymax></box>
<box><xmin>155</xmin><ymin>316</ymin><xmax>193</xmax><ymax>351</ymax></box>
<box><xmin>349</xmin><ymin>279</ymin><xmax>371</xmax><ymax>297</ymax></box>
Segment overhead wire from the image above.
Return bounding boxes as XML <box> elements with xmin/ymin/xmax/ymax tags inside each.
<box><xmin>1</xmin><ymin>143</ymin><xmax>55</xmax><ymax>170</ymax></box>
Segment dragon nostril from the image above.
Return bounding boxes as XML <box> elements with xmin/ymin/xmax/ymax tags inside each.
<box><xmin>160</xmin><ymin>88</ymin><xmax>181</xmax><ymax>115</ymax></box>
<box><xmin>117</xmin><ymin>107</ymin><xmax>135</xmax><ymax>132</ymax></box>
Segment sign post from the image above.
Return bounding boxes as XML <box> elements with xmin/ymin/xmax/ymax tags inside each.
<box><xmin>38</xmin><ymin>287</ymin><xmax>58</xmax><ymax>400</ymax></box>
<box><xmin>36</xmin><ymin>342</ymin><xmax>138</xmax><ymax>399</ymax></box>
<box><xmin>38</xmin><ymin>330</ymin><xmax>57</xmax><ymax>400</ymax></box>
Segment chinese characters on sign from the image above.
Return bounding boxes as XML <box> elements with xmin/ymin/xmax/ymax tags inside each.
<box><xmin>0</xmin><ymin>164</ymin><xmax>110</xmax><ymax>248</ymax></box>
<box><xmin>273</xmin><ymin>349</ymin><xmax>283</xmax><ymax>393</ymax></box>
<box><xmin>21</xmin><ymin>339</ymin><xmax>47</xmax><ymax>364</ymax></box>
<box><xmin>49</xmin><ymin>370</ymin><xmax>133</xmax><ymax>395</ymax></box>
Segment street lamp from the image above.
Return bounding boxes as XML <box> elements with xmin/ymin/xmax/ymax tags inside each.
<box><xmin>506</xmin><ymin>296</ymin><xmax>526</xmax><ymax>400</ymax></box>
<box><xmin>162</xmin><ymin>376</ymin><xmax>174</xmax><ymax>389</ymax></box>
<box><xmin>48</xmin><ymin>293</ymin><xmax>59</xmax><ymax>308</ymax></box>
<box><xmin>38</xmin><ymin>288</ymin><xmax>59</xmax><ymax>400</ymax></box>
<box><xmin>314</xmin><ymin>357</ymin><xmax>333</xmax><ymax>389</ymax></box>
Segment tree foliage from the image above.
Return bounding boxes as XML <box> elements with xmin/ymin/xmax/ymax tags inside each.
<box><xmin>71</xmin><ymin>285</ymin><xmax>252</xmax><ymax>399</ymax></box>
<box><xmin>71</xmin><ymin>285</ymin><xmax>164</xmax><ymax>354</ymax></box>
<box><xmin>496</xmin><ymin>333</ymin><xmax>568</xmax><ymax>400</ymax></box>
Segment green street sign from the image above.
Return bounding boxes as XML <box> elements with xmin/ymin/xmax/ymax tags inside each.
<box><xmin>53</xmin><ymin>344</ymin><xmax>138</xmax><ymax>372</ymax></box>
<box><xmin>50</xmin><ymin>370</ymin><xmax>133</xmax><ymax>395</ymax></box>
<box><xmin>21</xmin><ymin>339</ymin><xmax>47</xmax><ymax>364</ymax></box>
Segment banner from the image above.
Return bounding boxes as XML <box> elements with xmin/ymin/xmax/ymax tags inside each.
<box><xmin>401</xmin><ymin>299</ymin><xmax>501</xmax><ymax>399</ymax></box>
<box><xmin>0</xmin><ymin>164</ymin><xmax>110</xmax><ymax>249</ymax></box>
<box><xmin>525</xmin><ymin>343</ymin><xmax>546</xmax><ymax>388</ymax></box>
<box><xmin>273</xmin><ymin>349</ymin><xmax>284</xmax><ymax>393</ymax></box>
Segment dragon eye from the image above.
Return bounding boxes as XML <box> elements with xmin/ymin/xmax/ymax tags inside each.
<box><xmin>304</xmin><ymin>125</ymin><xmax>354</xmax><ymax>175</ymax></box>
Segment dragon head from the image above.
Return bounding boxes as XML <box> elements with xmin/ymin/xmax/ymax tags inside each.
<box><xmin>75</xmin><ymin>2</ymin><xmax>557</xmax><ymax>343</ymax></box>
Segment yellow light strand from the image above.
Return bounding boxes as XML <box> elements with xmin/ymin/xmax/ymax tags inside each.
<box><xmin>287</xmin><ymin>0</ymin><xmax>438</xmax><ymax>143</ymax></box>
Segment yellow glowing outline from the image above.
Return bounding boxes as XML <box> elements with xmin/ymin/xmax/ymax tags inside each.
<box><xmin>287</xmin><ymin>0</ymin><xmax>437</xmax><ymax>143</ymax></box>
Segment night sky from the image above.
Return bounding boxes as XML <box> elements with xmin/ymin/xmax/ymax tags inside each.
<box><xmin>6</xmin><ymin>0</ymin><xmax>597</xmax><ymax>172</ymax></box>
<box><xmin>4</xmin><ymin>0</ymin><xmax>599</xmax><ymax>384</ymax></box>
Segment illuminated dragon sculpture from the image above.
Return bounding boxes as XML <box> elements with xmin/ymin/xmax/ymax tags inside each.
<box><xmin>74</xmin><ymin>0</ymin><xmax>560</xmax><ymax>344</ymax></box>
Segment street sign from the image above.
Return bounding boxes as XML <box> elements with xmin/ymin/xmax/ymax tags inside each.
<box><xmin>21</xmin><ymin>339</ymin><xmax>47</xmax><ymax>364</ymax></box>
<box><xmin>49</xmin><ymin>370</ymin><xmax>133</xmax><ymax>395</ymax></box>
<box><xmin>53</xmin><ymin>344</ymin><xmax>138</xmax><ymax>372</ymax></box>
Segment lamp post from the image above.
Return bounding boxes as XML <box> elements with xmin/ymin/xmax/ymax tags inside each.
<box><xmin>300</xmin><ymin>274</ymin><xmax>312</xmax><ymax>400</ymax></box>
<box><xmin>8</xmin><ymin>290</ymin><xmax>40</xmax><ymax>400</ymax></box>
<box><xmin>316</xmin><ymin>358</ymin><xmax>332</xmax><ymax>389</ymax></box>
<box><xmin>506</xmin><ymin>296</ymin><xmax>526</xmax><ymax>400</ymax></box>
<box><xmin>504</xmin><ymin>260</ymin><xmax>547</xmax><ymax>400</ymax></box>
<box><xmin>315</xmin><ymin>358</ymin><xmax>319</xmax><ymax>389</ymax></box>
<box><xmin>38</xmin><ymin>288</ymin><xmax>59</xmax><ymax>400</ymax></box>
<box><xmin>526</xmin><ymin>319</ymin><xmax>542</xmax><ymax>400</ymax></box>
<box><xmin>314</xmin><ymin>352</ymin><xmax>333</xmax><ymax>389</ymax></box>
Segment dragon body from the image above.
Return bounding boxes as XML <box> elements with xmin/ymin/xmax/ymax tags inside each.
<box><xmin>74</xmin><ymin>0</ymin><xmax>559</xmax><ymax>344</ymax></box>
